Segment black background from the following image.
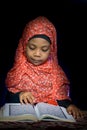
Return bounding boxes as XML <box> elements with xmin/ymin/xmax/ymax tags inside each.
<box><xmin>0</xmin><ymin>0</ymin><xmax>87</xmax><ymax>109</ymax></box>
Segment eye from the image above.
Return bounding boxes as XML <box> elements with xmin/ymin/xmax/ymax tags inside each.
<box><xmin>42</xmin><ymin>47</ymin><xmax>50</xmax><ymax>52</ymax></box>
<box><xmin>28</xmin><ymin>45</ymin><xmax>36</xmax><ymax>50</ymax></box>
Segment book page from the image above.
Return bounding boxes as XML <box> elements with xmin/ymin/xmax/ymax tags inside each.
<box><xmin>35</xmin><ymin>102</ymin><xmax>66</xmax><ymax>118</ymax></box>
<box><xmin>60</xmin><ymin>106</ymin><xmax>76</xmax><ymax>121</ymax></box>
<box><xmin>35</xmin><ymin>102</ymin><xmax>76</xmax><ymax>122</ymax></box>
<box><xmin>0</xmin><ymin>103</ymin><xmax>39</xmax><ymax>121</ymax></box>
<box><xmin>3</xmin><ymin>103</ymin><xmax>37</xmax><ymax>116</ymax></box>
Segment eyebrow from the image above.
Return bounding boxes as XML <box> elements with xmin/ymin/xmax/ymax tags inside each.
<box><xmin>28</xmin><ymin>42</ymin><xmax>50</xmax><ymax>47</ymax></box>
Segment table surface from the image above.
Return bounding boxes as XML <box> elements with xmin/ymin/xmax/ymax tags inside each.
<box><xmin>0</xmin><ymin>112</ymin><xmax>87</xmax><ymax>130</ymax></box>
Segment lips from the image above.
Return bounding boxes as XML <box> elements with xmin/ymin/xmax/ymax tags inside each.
<box><xmin>31</xmin><ymin>58</ymin><xmax>42</xmax><ymax>63</ymax></box>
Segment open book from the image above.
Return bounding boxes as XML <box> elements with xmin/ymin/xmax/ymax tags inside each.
<box><xmin>0</xmin><ymin>102</ymin><xmax>76</xmax><ymax>122</ymax></box>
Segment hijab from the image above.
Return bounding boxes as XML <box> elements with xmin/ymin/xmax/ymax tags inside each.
<box><xmin>5</xmin><ymin>16</ymin><xmax>70</xmax><ymax>105</ymax></box>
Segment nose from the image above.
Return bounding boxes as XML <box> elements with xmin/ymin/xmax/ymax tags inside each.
<box><xmin>34</xmin><ymin>49</ymin><xmax>41</xmax><ymax>57</ymax></box>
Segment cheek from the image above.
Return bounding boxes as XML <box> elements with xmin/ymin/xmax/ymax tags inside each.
<box><xmin>43</xmin><ymin>51</ymin><xmax>50</xmax><ymax>60</ymax></box>
<box><xmin>25</xmin><ymin>48</ymin><xmax>32</xmax><ymax>59</ymax></box>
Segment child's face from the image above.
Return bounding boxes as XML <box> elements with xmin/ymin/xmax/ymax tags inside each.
<box><xmin>26</xmin><ymin>38</ymin><xmax>51</xmax><ymax>66</ymax></box>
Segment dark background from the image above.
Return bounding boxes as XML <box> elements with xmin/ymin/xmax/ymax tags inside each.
<box><xmin>0</xmin><ymin>0</ymin><xmax>87</xmax><ymax>109</ymax></box>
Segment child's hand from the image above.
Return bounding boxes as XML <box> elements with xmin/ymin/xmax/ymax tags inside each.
<box><xmin>66</xmin><ymin>104</ymin><xmax>84</xmax><ymax>120</ymax></box>
<box><xmin>19</xmin><ymin>92</ymin><xmax>35</xmax><ymax>105</ymax></box>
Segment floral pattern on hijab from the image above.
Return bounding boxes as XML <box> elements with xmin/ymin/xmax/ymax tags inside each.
<box><xmin>5</xmin><ymin>16</ymin><xmax>70</xmax><ymax>105</ymax></box>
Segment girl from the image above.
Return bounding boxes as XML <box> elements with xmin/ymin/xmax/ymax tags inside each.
<box><xmin>5</xmin><ymin>16</ymin><xmax>84</xmax><ymax>120</ymax></box>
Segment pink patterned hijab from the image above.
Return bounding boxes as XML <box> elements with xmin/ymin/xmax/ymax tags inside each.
<box><xmin>6</xmin><ymin>16</ymin><xmax>70</xmax><ymax>105</ymax></box>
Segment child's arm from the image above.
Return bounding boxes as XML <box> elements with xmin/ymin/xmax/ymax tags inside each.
<box><xmin>6</xmin><ymin>90</ymin><xmax>20</xmax><ymax>103</ymax></box>
<box><xmin>56</xmin><ymin>84</ymin><xmax>72</xmax><ymax>108</ymax></box>
<box><xmin>57</xmin><ymin>99</ymin><xmax>84</xmax><ymax>120</ymax></box>
<box><xmin>57</xmin><ymin>99</ymin><xmax>73</xmax><ymax>108</ymax></box>
<box><xmin>56</xmin><ymin>84</ymin><xmax>84</xmax><ymax>120</ymax></box>
<box><xmin>66</xmin><ymin>104</ymin><xmax>84</xmax><ymax>120</ymax></box>
<box><xmin>6</xmin><ymin>91</ymin><xmax>35</xmax><ymax>105</ymax></box>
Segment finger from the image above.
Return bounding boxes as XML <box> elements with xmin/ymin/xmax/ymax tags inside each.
<box><xmin>67</xmin><ymin>109</ymin><xmax>72</xmax><ymax>115</ymax></box>
<box><xmin>72</xmin><ymin>111</ymin><xmax>77</xmax><ymax>119</ymax></box>
<box><xmin>79</xmin><ymin>111</ymin><xmax>84</xmax><ymax>119</ymax></box>
<box><xmin>23</xmin><ymin>97</ymin><xmax>29</xmax><ymax>104</ymax></box>
<box><xmin>20</xmin><ymin>96</ymin><xmax>24</xmax><ymax>104</ymax></box>
<box><xmin>68</xmin><ymin>111</ymin><xmax>72</xmax><ymax>115</ymax></box>
<box><xmin>27</xmin><ymin>96</ymin><xmax>34</xmax><ymax>105</ymax></box>
<box><xmin>75</xmin><ymin>112</ymin><xmax>81</xmax><ymax>119</ymax></box>
<box><xmin>68</xmin><ymin>109</ymin><xmax>76</xmax><ymax>118</ymax></box>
